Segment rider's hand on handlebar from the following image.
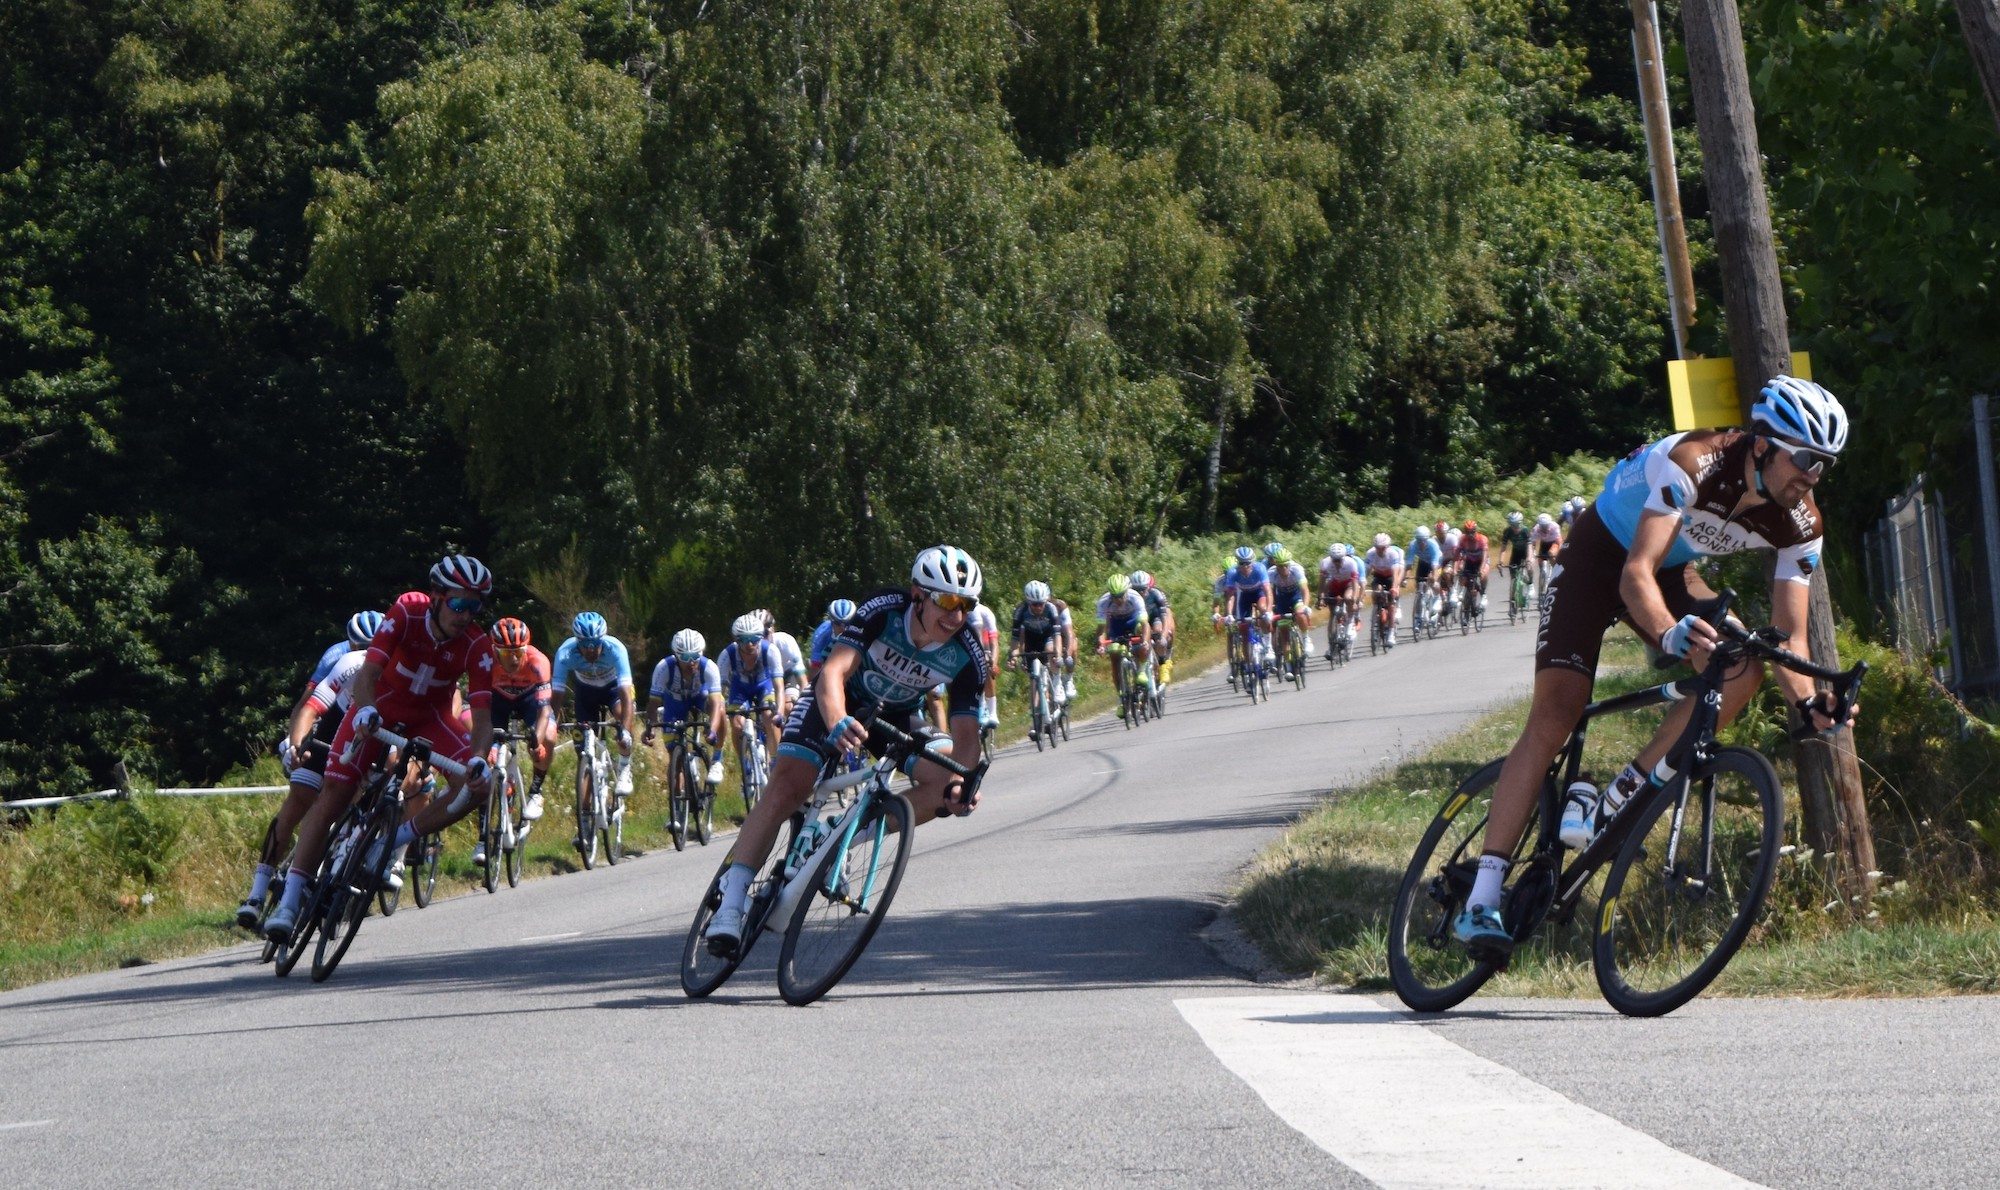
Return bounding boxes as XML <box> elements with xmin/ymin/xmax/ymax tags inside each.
<box><xmin>641</xmin><ymin>727</ymin><xmax>656</xmax><ymax>747</ymax></box>
<box><xmin>1797</xmin><ymin>690</ymin><xmax>1860</xmax><ymax>735</ymax></box>
<box><xmin>353</xmin><ymin>705</ymin><xmax>381</xmax><ymax>738</ymax></box>
<box><xmin>1659</xmin><ymin>613</ymin><xmax>1720</xmax><ymax>664</ymax></box>
<box><xmin>464</xmin><ymin>755</ymin><xmax>490</xmax><ymax>793</ymax></box>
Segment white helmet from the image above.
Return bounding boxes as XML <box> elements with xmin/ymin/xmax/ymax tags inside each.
<box><xmin>730</xmin><ymin>613</ymin><xmax>765</xmax><ymax>642</ymax></box>
<box><xmin>1373</xmin><ymin>533</ymin><xmax>1391</xmax><ymax>549</ymax></box>
<box><xmin>1751</xmin><ymin>375</ymin><xmax>1849</xmax><ymax>456</ymax></box>
<box><xmin>1507</xmin><ymin>511</ymin><xmax>1523</xmax><ymax>525</ymax></box>
<box><xmin>911</xmin><ymin>545</ymin><xmax>983</xmax><ymax>599</ymax></box>
<box><xmin>1537</xmin><ymin>512</ymin><xmax>1554</xmax><ymax>526</ymax></box>
<box><xmin>429</xmin><ymin>553</ymin><xmax>492</xmax><ymax>596</ymax></box>
<box><xmin>1329</xmin><ymin>543</ymin><xmax>1347</xmax><ymax>559</ymax></box>
<box><xmin>670</xmin><ymin>628</ymin><xmax>705</xmax><ymax>659</ymax></box>
<box><xmin>1414</xmin><ymin>525</ymin><xmax>1432</xmax><ymax>539</ymax></box>
<box><xmin>1024</xmin><ymin>580</ymin><xmax>1051</xmax><ymax>603</ymax></box>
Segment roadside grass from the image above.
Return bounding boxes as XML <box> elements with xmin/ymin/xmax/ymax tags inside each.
<box><xmin>1233</xmin><ymin>632</ymin><xmax>2000</xmax><ymax>999</ymax></box>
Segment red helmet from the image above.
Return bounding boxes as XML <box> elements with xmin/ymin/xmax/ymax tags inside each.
<box><xmin>492</xmin><ymin>618</ymin><xmax>530</xmax><ymax>649</ymax></box>
<box><xmin>1462</xmin><ymin>520</ymin><xmax>1478</xmax><ymax>534</ymax></box>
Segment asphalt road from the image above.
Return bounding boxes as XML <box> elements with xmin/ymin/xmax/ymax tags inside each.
<box><xmin>4</xmin><ymin>610</ymin><xmax>1996</xmax><ymax>1188</ymax></box>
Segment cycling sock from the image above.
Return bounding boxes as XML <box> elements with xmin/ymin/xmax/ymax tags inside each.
<box><xmin>392</xmin><ymin>821</ymin><xmax>417</xmax><ymax>851</ymax></box>
<box><xmin>529</xmin><ymin>772</ymin><xmax>545</xmax><ymax>796</ymax></box>
<box><xmin>280</xmin><ymin>867</ymin><xmax>308</xmax><ymax>908</ymax></box>
<box><xmin>718</xmin><ymin>862</ymin><xmax>755</xmax><ymax>915</ymax></box>
<box><xmin>1469</xmin><ymin>853</ymin><xmax>1510</xmax><ymax>912</ymax></box>
<box><xmin>249</xmin><ymin>864</ymin><xmax>275</xmax><ymax>901</ymax></box>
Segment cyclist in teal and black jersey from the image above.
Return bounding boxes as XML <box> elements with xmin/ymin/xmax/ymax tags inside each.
<box><xmin>703</xmin><ymin>546</ymin><xmax>992</xmax><ymax>957</ymax></box>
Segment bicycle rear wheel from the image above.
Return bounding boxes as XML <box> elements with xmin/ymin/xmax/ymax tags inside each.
<box><xmin>1593</xmin><ymin>746</ymin><xmax>1783</xmax><ymax>1017</ymax></box>
<box><xmin>668</xmin><ymin>752</ymin><xmax>690</xmax><ymax>851</ymax></box>
<box><xmin>681</xmin><ymin>814</ymin><xmax>801</xmax><ymax>996</ymax></box>
<box><xmin>1387</xmin><ymin>759</ymin><xmax>1511</xmax><ymax>1012</ymax></box>
<box><xmin>605</xmin><ymin>791</ymin><xmax>623</xmax><ymax>864</ymax></box>
<box><xmin>482</xmin><ymin>790</ymin><xmax>502</xmax><ymax>894</ymax></box>
<box><xmin>505</xmin><ymin>801</ymin><xmax>525</xmax><ymax>887</ymax></box>
<box><xmin>777</xmin><ymin>792</ymin><xmax>914</xmax><ymax>1006</ymax></box>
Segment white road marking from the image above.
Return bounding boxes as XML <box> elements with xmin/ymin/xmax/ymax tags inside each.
<box><xmin>1176</xmin><ymin>995</ymin><xmax>1762</xmax><ymax>1189</ymax></box>
<box><xmin>519</xmin><ymin>931</ymin><xmax>582</xmax><ymax>943</ymax></box>
<box><xmin>0</xmin><ymin>1120</ymin><xmax>54</xmax><ymax>1131</ymax></box>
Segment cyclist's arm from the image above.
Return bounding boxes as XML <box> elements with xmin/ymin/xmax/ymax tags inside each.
<box><xmin>704</xmin><ymin>691</ymin><xmax>726</xmax><ymax>743</ymax></box>
<box><xmin>287</xmin><ymin>699</ymin><xmax>323</xmax><ymax>754</ymax></box>
<box><xmin>1620</xmin><ymin>510</ymin><xmax>1718</xmax><ymax>657</ymax></box>
<box><xmin>812</xmin><ymin>644</ymin><xmax>860</xmax><ymax>734</ymax></box>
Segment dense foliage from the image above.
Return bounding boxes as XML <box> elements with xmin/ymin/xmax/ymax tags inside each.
<box><xmin>6</xmin><ymin>0</ymin><xmax>1989</xmax><ymax>796</ymax></box>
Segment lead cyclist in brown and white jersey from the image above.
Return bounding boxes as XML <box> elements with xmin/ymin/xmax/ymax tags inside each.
<box><xmin>1455</xmin><ymin>376</ymin><xmax>1863</xmax><ymax>956</ymax></box>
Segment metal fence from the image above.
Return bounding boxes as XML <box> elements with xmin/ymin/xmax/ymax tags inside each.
<box><xmin>1865</xmin><ymin>395</ymin><xmax>2000</xmax><ymax>698</ymax></box>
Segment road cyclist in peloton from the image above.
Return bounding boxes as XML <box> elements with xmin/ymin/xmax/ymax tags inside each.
<box><xmin>1362</xmin><ymin>533</ymin><xmax>1405</xmax><ymax>649</ymax></box>
<box><xmin>1453</xmin><ymin>376</ymin><xmax>1863</xmax><ymax>958</ymax></box>
<box><xmin>967</xmin><ymin>597</ymin><xmax>1002</xmax><ymax>729</ymax></box>
<box><xmin>808</xmin><ymin>598</ymin><xmax>858</xmax><ymax>682</ymax></box>
<box><xmin>1096</xmin><ymin>573</ymin><xmax>1154</xmax><ymax>717</ymax></box>
<box><xmin>479</xmin><ymin>616</ymin><xmax>555</xmax><ymax>865</ymax></box>
<box><xmin>1215</xmin><ymin>545</ymin><xmax>1275</xmax><ymax>675</ymax></box>
<box><xmin>720</xmin><ymin>611</ymin><xmax>787</xmax><ymax>770</ymax></box>
<box><xmin>1318</xmin><ymin>543</ymin><xmax>1362</xmax><ymax>656</ymax></box>
<box><xmin>553</xmin><ymin>611</ymin><xmax>638</xmax><ymax>806</ymax></box>
<box><xmin>263</xmin><ymin>556</ymin><xmax>497</xmax><ymax>943</ymax></box>
<box><xmin>1264</xmin><ymin>547</ymin><xmax>1314</xmax><ymax>679</ymax></box>
<box><xmin>236</xmin><ymin>611</ymin><xmax>383</xmax><ymax>928</ymax></box>
<box><xmin>643</xmin><ymin>628</ymin><xmax>729</xmax><ymax>791</ymax></box>
<box><xmin>1529</xmin><ymin>512</ymin><xmax>1564</xmax><ymax>604</ymax></box>
<box><xmin>1499</xmin><ymin>511</ymin><xmax>1532</xmax><ymax>616</ymax></box>
<box><xmin>1130</xmin><ymin>569</ymin><xmax>1176</xmax><ymax>687</ymax></box>
<box><xmin>702</xmin><ymin>545</ymin><xmax>992</xmax><ymax>956</ymax></box>
<box><xmin>1404</xmin><ymin>526</ymin><xmax>1442</xmax><ymax>636</ymax></box>
<box><xmin>758</xmin><ymin>609</ymin><xmax>809</xmax><ymax>717</ymax></box>
<box><xmin>1010</xmin><ymin>580</ymin><xmax>1071</xmax><ymax>741</ymax></box>
<box><xmin>1455</xmin><ymin>521</ymin><xmax>1492</xmax><ymax>624</ymax></box>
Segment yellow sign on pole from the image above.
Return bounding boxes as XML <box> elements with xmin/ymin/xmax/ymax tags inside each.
<box><xmin>1666</xmin><ymin>352</ymin><xmax>1812</xmax><ymax>431</ymax></box>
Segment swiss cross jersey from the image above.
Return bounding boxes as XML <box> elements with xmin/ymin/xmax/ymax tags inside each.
<box><xmin>364</xmin><ymin>591</ymin><xmax>495</xmax><ymax>711</ymax></box>
<box><xmin>490</xmin><ymin>645</ymin><xmax>553</xmax><ymax>702</ymax></box>
<box><xmin>306</xmin><ymin>650</ymin><xmax>368</xmax><ymax>715</ymax></box>
<box><xmin>1596</xmin><ymin>428</ymin><xmax>1825</xmax><ymax>586</ymax></box>
<box><xmin>832</xmin><ymin>587</ymin><xmax>990</xmax><ymax>719</ymax></box>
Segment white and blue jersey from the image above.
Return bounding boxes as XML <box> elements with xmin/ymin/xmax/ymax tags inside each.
<box><xmin>307</xmin><ymin>639</ymin><xmax>350</xmax><ymax>690</ymax></box>
<box><xmin>552</xmin><ymin>636</ymin><xmax>634</xmax><ymax>692</ymax></box>
<box><xmin>649</xmin><ymin>656</ymin><xmax>721</xmax><ymax>724</ymax></box>
<box><xmin>717</xmin><ymin>640</ymin><xmax>783</xmax><ymax>706</ymax></box>
<box><xmin>1221</xmin><ymin>562</ymin><xmax>1270</xmax><ymax>619</ymax></box>
<box><xmin>1405</xmin><ymin>537</ymin><xmax>1442</xmax><ymax>572</ymax></box>
<box><xmin>1594</xmin><ymin>428</ymin><xmax>1824</xmax><ymax>585</ymax></box>
<box><xmin>1096</xmin><ymin>590</ymin><xmax>1150</xmax><ymax>640</ymax></box>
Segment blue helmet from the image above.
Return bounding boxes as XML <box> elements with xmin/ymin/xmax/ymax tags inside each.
<box><xmin>1751</xmin><ymin>375</ymin><xmax>1848</xmax><ymax>456</ymax></box>
<box><xmin>346</xmin><ymin>610</ymin><xmax>385</xmax><ymax>647</ymax></box>
<box><xmin>572</xmin><ymin>611</ymin><xmax>608</xmax><ymax>643</ymax></box>
<box><xmin>827</xmin><ymin>598</ymin><xmax>857</xmax><ymax>623</ymax></box>
<box><xmin>1263</xmin><ymin>541</ymin><xmax>1284</xmax><ymax>560</ymax></box>
<box><xmin>1233</xmin><ymin>545</ymin><xmax>1256</xmax><ymax>564</ymax></box>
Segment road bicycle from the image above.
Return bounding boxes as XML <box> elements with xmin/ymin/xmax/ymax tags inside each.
<box><xmin>1106</xmin><ymin>639</ymin><xmax>1151</xmax><ymax>726</ymax></box>
<box><xmin>1427</xmin><ymin>582</ymin><xmax>1450</xmax><ymax>639</ymax></box>
<box><xmin>407</xmin><ymin>829</ymin><xmax>442</xmax><ymax>907</ymax></box>
<box><xmin>1224</xmin><ymin>617</ymin><xmax>1246</xmax><ymax>690</ymax></box>
<box><xmin>1534</xmin><ymin>551</ymin><xmax>1557</xmax><ymax>606</ymax></box>
<box><xmin>658</xmin><ymin>706</ymin><xmax>716</xmax><ymax>851</ymax></box>
<box><xmin>1280</xmin><ymin>613</ymin><xmax>1307</xmax><ymax>690</ymax></box>
<box><xmin>1386</xmin><ymin>593</ymin><xmax>1866</xmax><ymax>1017</ymax></box>
<box><xmin>1369</xmin><ymin>588</ymin><xmax>1396</xmax><ymax>655</ymax></box>
<box><xmin>278</xmin><ymin>728</ymin><xmax>465</xmax><ymax>982</ymax></box>
<box><xmin>729</xmin><ymin>700</ymin><xmax>772</xmax><ymax>816</ymax></box>
<box><xmin>1324</xmin><ymin>600</ymin><xmax>1355</xmax><ymax>669</ymax></box>
<box><xmin>1507</xmin><ymin>563</ymin><xmax>1531</xmax><ymax>626</ymax></box>
<box><xmin>478</xmin><ymin>729</ymin><xmax>531</xmax><ymax>891</ymax></box>
<box><xmin>1229</xmin><ymin>617</ymin><xmax>1270</xmax><ymax>703</ymax></box>
<box><xmin>1459</xmin><ymin>573</ymin><xmax>1486</xmax><ymax>635</ymax></box>
<box><xmin>1141</xmin><ymin>641</ymin><xmax>1166</xmax><ymax>718</ymax></box>
<box><xmin>1021</xmin><ymin>651</ymin><xmax>1061</xmax><ymax>751</ymax></box>
<box><xmin>681</xmin><ymin>718</ymin><xmax>986</xmax><ymax>1006</ymax></box>
<box><xmin>563</xmin><ymin>717</ymin><xmax>620</xmax><ymax>869</ymax></box>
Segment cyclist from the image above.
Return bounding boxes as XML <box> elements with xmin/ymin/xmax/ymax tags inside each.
<box><xmin>1404</xmin><ymin>526</ymin><xmax>1442</xmax><ymax>633</ymax></box>
<box><xmin>808</xmin><ymin>598</ymin><xmax>857</xmax><ymax>681</ymax></box>
<box><xmin>968</xmin><ymin>598</ymin><xmax>1001</xmax><ymax>727</ymax></box>
<box><xmin>1456</xmin><ymin>520</ymin><xmax>1491</xmax><ymax>618</ymax></box>
<box><xmin>1498</xmin><ymin>512</ymin><xmax>1531</xmax><ymax>606</ymax></box>
<box><xmin>236</xmin><ymin>612</ymin><xmax>384</xmax><ymax>927</ymax></box>
<box><xmin>1436</xmin><ymin>522</ymin><xmax>1462</xmax><ymax>612</ymax></box>
<box><xmin>479</xmin><ymin>617</ymin><xmax>555</xmax><ymax>864</ymax></box>
<box><xmin>1096</xmin><ymin>573</ymin><xmax>1153</xmax><ymax>715</ymax></box>
<box><xmin>1454</xmin><ymin>377</ymin><xmax>1862</xmax><ymax>959</ymax></box>
<box><xmin>1011</xmin><ymin>580</ymin><xmax>1068</xmax><ymax>738</ymax></box>
<box><xmin>759</xmin><ymin>609</ymin><xmax>809</xmax><ymax>715</ymax></box>
<box><xmin>1318</xmin><ymin>543</ymin><xmax>1361</xmax><ymax>641</ymax></box>
<box><xmin>1266</xmin><ymin>548</ymin><xmax>1314</xmax><ymax>677</ymax></box>
<box><xmin>720</xmin><ymin>611</ymin><xmax>785</xmax><ymax>770</ymax></box>
<box><xmin>704</xmin><ymin>545</ymin><xmax>992</xmax><ymax>956</ymax></box>
<box><xmin>263</xmin><ymin>556</ymin><xmax>497</xmax><ymax>943</ymax></box>
<box><xmin>552</xmin><ymin>611</ymin><xmax>637</xmax><ymax>804</ymax></box>
<box><xmin>1529</xmin><ymin>512</ymin><xmax>1564</xmax><ymax>603</ymax></box>
<box><xmin>1215</xmin><ymin>545</ymin><xmax>1274</xmax><ymax>673</ymax></box>
<box><xmin>1128</xmin><ymin>570</ymin><xmax>1175</xmax><ymax>685</ymax></box>
<box><xmin>1047</xmin><ymin>587</ymin><xmax>1081</xmax><ymax>701</ymax></box>
<box><xmin>1362</xmin><ymin>533</ymin><xmax>1404</xmax><ymax>649</ymax></box>
<box><xmin>643</xmin><ymin>628</ymin><xmax>728</xmax><ymax>791</ymax></box>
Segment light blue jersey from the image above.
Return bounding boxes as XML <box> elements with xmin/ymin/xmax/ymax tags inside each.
<box><xmin>552</xmin><ymin>635</ymin><xmax>634</xmax><ymax>692</ymax></box>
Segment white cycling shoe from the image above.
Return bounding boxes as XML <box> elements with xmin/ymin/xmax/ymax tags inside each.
<box><xmin>522</xmin><ymin>793</ymin><xmax>544</xmax><ymax>821</ymax></box>
<box><xmin>706</xmin><ymin>760</ymin><xmax>725</xmax><ymax>785</ymax></box>
<box><xmin>705</xmin><ymin>905</ymin><xmax>747</xmax><ymax>957</ymax></box>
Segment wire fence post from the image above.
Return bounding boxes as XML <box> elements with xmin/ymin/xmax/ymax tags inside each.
<box><xmin>1975</xmin><ymin>394</ymin><xmax>2000</xmax><ymax>685</ymax></box>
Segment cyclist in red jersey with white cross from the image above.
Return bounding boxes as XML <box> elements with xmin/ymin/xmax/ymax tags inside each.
<box><xmin>264</xmin><ymin>555</ymin><xmax>499</xmax><ymax>943</ymax></box>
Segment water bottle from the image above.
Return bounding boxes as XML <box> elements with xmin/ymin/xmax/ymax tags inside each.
<box><xmin>785</xmin><ymin>817</ymin><xmax>826</xmax><ymax>879</ymax></box>
<box><xmin>1558</xmin><ymin>780</ymin><xmax>1600</xmax><ymax>849</ymax></box>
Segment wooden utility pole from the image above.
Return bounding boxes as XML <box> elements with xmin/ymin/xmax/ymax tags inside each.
<box><xmin>1679</xmin><ymin>0</ymin><xmax>1876</xmax><ymax>902</ymax></box>
<box><xmin>1630</xmin><ymin>0</ymin><xmax>1697</xmax><ymax>357</ymax></box>
<box><xmin>1954</xmin><ymin>0</ymin><xmax>2000</xmax><ymax>134</ymax></box>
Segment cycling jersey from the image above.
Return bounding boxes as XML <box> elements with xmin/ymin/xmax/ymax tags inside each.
<box><xmin>363</xmin><ymin>592</ymin><xmax>495</xmax><ymax>712</ymax></box>
<box><xmin>306</xmin><ymin>639</ymin><xmax>350</xmax><ymax>692</ymax></box>
<box><xmin>1530</xmin><ymin>522</ymin><xmax>1563</xmax><ymax>553</ymax></box>
<box><xmin>551</xmin><ymin>636</ymin><xmax>634</xmax><ymax>692</ymax></box>
<box><xmin>1363</xmin><ymin>546</ymin><xmax>1404</xmax><ymax>576</ymax></box>
<box><xmin>1097</xmin><ymin>589</ymin><xmax>1150</xmax><ymax>636</ymax></box>
<box><xmin>769</xmin><ymin>631</ymin><xmax>807</xmax><ymax>679</ymax></box>
<box><xmin>650</xmin><ymin>655</ymin><xmax>721</xmax><ymax>723</ymax></box>
<box><xmin>1404</xmin><ymin>538</ymin><xmax>1441</xmax><ymax>569</ymax></box>
<box><xmin>1013</xmin><ymin>600</ymin><xmax>1064</xmax><ymax>651</ymax></box>
<box><xmin>1500</xmin><ymin>525</ymin><xmax>1531</xmax><ymax>565</ymax></box>
<box><xmin>968</xmin><ymin>602</ymin><xmax>998</xmax><ymax>640</ymax></box>
<box><xmin>1595</xmin><ymin>428</ymin><xmax>1823</xmax><ymax>584</ymax></box>
<box><xmin>1221</xmin><ymin>563</ymin><xmax>1270</xmax><ymax>619</ymax></box>
<box><xmin>1269</xmin><ymin>561</ymin><xmax>1306</xmax><ymax>595</ymax></box>
<box><xmin>306</xmin><ymin>650</ymin><xmax>367</xmax><ymax>718</ymax></box>
<box><xmin>717</xmin><ymin>640</ymin><xmax>783</xmax><ymax>705</ymax></box>
<box><xmin>1320</xmin><ymin>554</ymin><xmax>1361</xmax><ymax>593</ymax></box>
<box><xmin>809</xmin><ymin>621</ymin><xmax>839</xmax><ymax>666</ymax></box>
<box><xmin>490</xmin><ymin>645</ymin><xmax>553</xmax><ymax>703</ymax></box>
<box><xmin>1141</xmin><ymin>586</ymin><xmax>1170</xmax><ymax>625</ymax></box>
<box><xmin>1457</xmin><ymin>532</ymin><xmax>1490</xmax><ymax>569</ymax></box>
<box><xmin>1439</xmin><ymin>531</ymin><xmax>1461</xmax><ymax>563</ymax></box>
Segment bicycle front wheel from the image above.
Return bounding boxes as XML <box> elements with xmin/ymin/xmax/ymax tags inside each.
<box><xmin>576</xmin><ymin>750</ymin><xmax>598</xmax><ymax>870</ymax></box>
<box><xmin>312</xmin><ymin>820</ymin><xmax>387</xmax><ymax>983</ymax></box>
<box><xmin>777</xmin><ymin>792</ymin><xmax>914</xmax><ymax>1006</ymax></box>
<box><xmin>412</xmin><ymin>833</ymin><xmax>441</xmax><ymax>907</ymax></box>
<box><xmin>1593</xmin><ymin>746</ymin><xmax>1783</xmax><ymax>1017</ymax></box>
<box><xmin>681</xmin><ymin>814</ymin><xmax>801</xmax><ymax>997</ymax></box>
<box><xmin>482</xmin><ymin>791</ymin><xmax>502</xmax><ymax>894</ymax></box>
<box><xmin>668</xmin><ymin>752</ymin><xmax>690</xmax><ymax>851</ymax></box>
<box><xmin>1387</xmin><ymin>759</ymin><xmax>1510</xmax><ymax>1012</ymax></box>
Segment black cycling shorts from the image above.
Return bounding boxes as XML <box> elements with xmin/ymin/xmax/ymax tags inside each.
<box><xmin>1536</xmin><ymin>506</ymin><xmax>1707</xmax><ymax>677</ymax></box>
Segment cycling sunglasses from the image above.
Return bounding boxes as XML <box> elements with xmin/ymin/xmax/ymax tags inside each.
<box><xmin>928</xmin><ymin>590</ymin><xmax>976</xmax><ymax>613</ymax></box>
<box><xmin>441</xmin><ymin>594</ymin><xmax>484</xmax><ymax>614</ymax></box>
<box><xmin>676</xmin><ymin>651</ymin><xmax>704</xmax><ymax>663</ymax></box>
<box><xmin>496</xmin><ymin>645</ymin><xmax>524</xmax><ymax>662</ymax></box>
<box><xmin>734</xmin><ymin>634</ymin><xmax>763</xmax><ymax>646</ymax></box>
<box><xmin>578</xmin><ymin>640</ymin><xmax>604</xmax><ymax>654</ymax></box>
<box><xmin>1772</xmin><ymin>439</ymin><xmax>1835</xmax><ymax>476</ymax></box>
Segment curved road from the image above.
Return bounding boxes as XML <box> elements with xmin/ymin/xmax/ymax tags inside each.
<box><xmin>3</xmin><ymin>615</ymin><xmax>1996</xmax><ymax>1187</ymax></box>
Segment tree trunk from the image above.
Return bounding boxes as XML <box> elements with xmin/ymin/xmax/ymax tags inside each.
<box><xmin>1954</xmin><ymin>0</ymin><xmax>2000</xmax><ymax>135</ymax></box>
<box><xmin>1680</xmin><ymin>0</ymin><xmax>1876</xmax><ymax>904</ymax></box>
<box><xmin>1202</xmin><ymin>395</ymin><xmax>1226</xmax><ymax>534</ymax></box>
